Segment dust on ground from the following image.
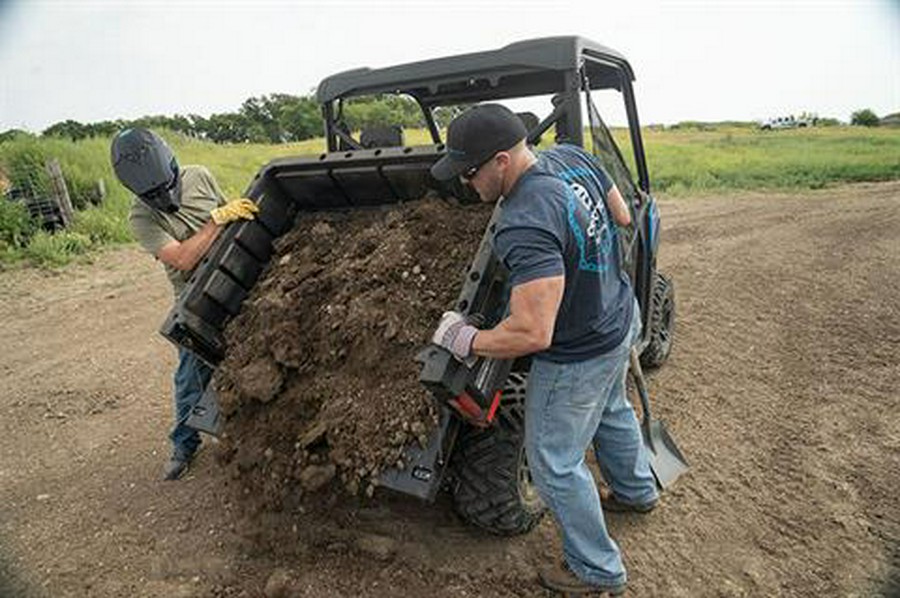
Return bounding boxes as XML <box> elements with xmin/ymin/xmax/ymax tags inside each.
<box><xmin>0</xmin><ymin>182</ymin><xmax>898</xmax><ymax>597</ymax></box>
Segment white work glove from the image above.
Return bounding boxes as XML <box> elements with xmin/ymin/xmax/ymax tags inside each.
<box><xmin>431</xmin><ymin>311</ymin><xmax>479</xmax><ymax>362</ymax></box>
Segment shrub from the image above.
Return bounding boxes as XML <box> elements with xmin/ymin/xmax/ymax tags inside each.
<box><xmin>2</xmin><ymin>144</ymin><xmax>50</xmax><ymax>197</ymax></box>
<box><xmin>72</xmin><ymin>207</ymin><xmax>132</xmax><ymax>244</ymax></box>
<box><xmin>851</xmin><ymin>109</ymin><xmax>879</xmax><ymax>127</ymax></box>
<box><xmin>63</xmin><ymin>171</ymin><xmax>103</xmax><ymax>210</ymax></box>
<box><xmin>21</xmin><ymin>230</ymin><xmax>93</xmax><ymax>267</ymax></box>
<box><xmin>0</xmin><ymin>199</ymin><xmax>36</xmax><ymax>249</ymax></box>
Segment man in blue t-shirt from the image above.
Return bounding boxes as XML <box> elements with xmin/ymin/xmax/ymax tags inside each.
<box><xmin>430</xmin><ymin>104</ymin><xmax>658</xmax><ymax>596</ymax></box>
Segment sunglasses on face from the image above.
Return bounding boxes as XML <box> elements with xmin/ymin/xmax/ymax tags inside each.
<box><xmin>461</xmin><ymin>154</ymin><xmax>496</xmax><ymax>183</ymax></box>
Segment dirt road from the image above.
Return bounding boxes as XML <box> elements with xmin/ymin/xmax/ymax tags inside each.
<box><xmin>1</xmin><ymin>182</ymin><xmax>898</xmax><ymax>597</ymax></box>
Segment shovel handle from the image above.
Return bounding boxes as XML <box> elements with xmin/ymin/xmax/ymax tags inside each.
<box><xmin>628</xmin><ymin>348</ymin><xmax>653</xmax><ymax>432</ymax></box>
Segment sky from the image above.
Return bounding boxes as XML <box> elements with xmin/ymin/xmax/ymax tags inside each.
<box><xmin>0</xmin><ymin>0</ymin><xmax>898</xmax><ymax>132</ymax></box>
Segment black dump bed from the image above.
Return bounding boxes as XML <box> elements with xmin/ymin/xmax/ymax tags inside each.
<box><xmin>160</xmin><ymin>145</ymin><xmax>509</xmax><ymax>501</ymax></box>
<box><xmin>162</xmin><ymin>144</ymin><xmax>461</xmax><ymax>365</ymax></box>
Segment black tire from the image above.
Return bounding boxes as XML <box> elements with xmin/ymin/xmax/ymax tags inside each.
<box><xmin>450</xmin><ymin>372</ymin><xmax>545</xmax><ymax>535</ymax></box>
<box><xmin>640</xmin><ymin>272</ymin><xmax>675</xmax><ymax>369</ymax></box>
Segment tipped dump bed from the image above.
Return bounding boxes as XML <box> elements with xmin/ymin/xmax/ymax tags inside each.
<box><xmin>161</xmin><ymin>143</ymin><xmax>507</xmax><ymax>502</ymax></box>
<box><xmin>161</xmin><ymin>144</ymin><xmax>458</xmax><ymax>366</ymax></box>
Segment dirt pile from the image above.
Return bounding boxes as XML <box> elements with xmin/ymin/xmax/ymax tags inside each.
<box><xmin>213</xmin><ymin>197</ymin><xmax>492</xmax><ymax>512</ymax></box>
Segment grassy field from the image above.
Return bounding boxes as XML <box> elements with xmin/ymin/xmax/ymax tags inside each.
<box><xmin>0</xmin><ymin>134</ymin><xmax>319</xmax><ymax>266</ymax></box>
<box><xmin>632</xmin><ymin>126</ymin><xmax>900</xmax><ymax>194</ymax></box>
<box><xmin>1</xmin><ymin>125</ymin><xmax>898</xmax><ymax>267</ymax></box>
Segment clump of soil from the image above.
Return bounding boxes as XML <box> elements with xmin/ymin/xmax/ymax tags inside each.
<box><xmin>214</xmin><ymin>197</ymin><xmax>492</xmax><ymax>512</ymax></box>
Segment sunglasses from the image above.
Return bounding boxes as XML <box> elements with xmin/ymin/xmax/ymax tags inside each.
<box><xmin>461</xmin><ymin>154</ymin><xmax>496</xmax><ymax>182</ymax></box>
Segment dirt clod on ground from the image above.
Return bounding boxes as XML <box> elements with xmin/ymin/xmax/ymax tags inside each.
<box><xmin>213</xmin><ymin>198</ymin><xmax>492</xmax><ymax>512</ymax></box>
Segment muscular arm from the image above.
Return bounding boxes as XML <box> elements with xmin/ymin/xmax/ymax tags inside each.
<box><xmin>471</xmin><ymin>275</ymin><xmax>564</xmax><ymax>359</ymax></box>
<box><xmin>156</xmin><ymin>220</ymin><xmax>221</xmax><ymax>271</ymax></box>
<box><xmin>607</xmin><ymin>185</ymin><xmax>631</xmax><ymax>227</ymax></box>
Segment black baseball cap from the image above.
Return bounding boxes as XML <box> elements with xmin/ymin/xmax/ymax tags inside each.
<box><xmin>430</xmin><ymin>104</ymin><xmax>528</xmax><ymax>181</ymax></box>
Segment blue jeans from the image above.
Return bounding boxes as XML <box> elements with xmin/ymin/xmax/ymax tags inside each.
<box><xmin>525</xmin><ymin>305</ymin><xmax>657</xmax><ymax>586</ymax></box>
<box><xmin>171</xmin><ymin>348</ymin><xmax>213</xmax><ymax>461</ymax></box>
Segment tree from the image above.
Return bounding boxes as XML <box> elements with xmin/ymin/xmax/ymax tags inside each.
<box><xmin>198</xmin><ymin>112</ymin><xmax>258</xmax><ymax>143</ymax></box>
<box><xmin>236</xmin><ymin>94</ymin><xmax>324</xmax><ymax>142</ymax></box>
<box><xmin>85</xmin><ymin>120</ymin><xmax>125</xmax><ymax>138</ymax></box>
<box><xmin>43</xmin><ymin>120</ymin><xmax>90</xmax><ymax>141</ymax></box>
<box><xmin>240</xmin><ymin>96</ymin><xmax>281</xmax><ymax>142</ymax></box>
<box><xmin>850</xmin><ymin>109</ymin><xmax>879</xmax><ymax>127</ymax></box>
<box><xmin>131</xmin><ymin>114</ymin><xmax>195</xmax><ymax>137</ymax></box>
<box><xmin>342</xmin><ymin>94</ymin><xmax>425</xmax><ymax>131</ymax></box>
<box><xmin>278</xmin><ymin>95</ymin><xmax>323</xmax><ymax>141</ymax></box>
<box><xmin>31</xmin><ymin>91</ymin><xmax>438</xmax><ymax>144</ymax></box>
<box><xmin>433</xmin><ymin>104</ymin><xmax>472</xmax><ymax>129</ymax></box>
<box><xmin>0</xmin><ymin>129</ymin><xmax>32</xmax><ymax>143</ymax></box>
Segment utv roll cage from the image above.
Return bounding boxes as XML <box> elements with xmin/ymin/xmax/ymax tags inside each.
<box><xmin>316</xmin><ymin>36</ymin><xmax>650</xmax><ymax>194</ymax></box>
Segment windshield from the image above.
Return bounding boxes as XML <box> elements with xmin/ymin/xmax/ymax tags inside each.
<box><xmin>585</xmin><ymin>93</ymin><xmax>637</xmax><ymax>200</ymax></box>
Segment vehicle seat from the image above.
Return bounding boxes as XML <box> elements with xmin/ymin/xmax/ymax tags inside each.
<box><xmin>360</xmin><ymin>125</ymin><xmax>404</xmax><ymax>149</ymax></box>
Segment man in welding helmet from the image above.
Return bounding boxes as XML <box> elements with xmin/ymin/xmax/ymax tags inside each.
<box><xmin>111</xmin><ymin>127</ymin><xmax>258</xmax><ymax>480</ymax></box>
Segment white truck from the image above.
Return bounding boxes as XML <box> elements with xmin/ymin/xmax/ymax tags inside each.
<box><xmin>760</xmin><ymin>115</ymin><xmax>814</xmax><ymax>130</ymax></box>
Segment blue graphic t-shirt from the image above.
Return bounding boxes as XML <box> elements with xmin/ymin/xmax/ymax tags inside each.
<box><xmin>493</xmin><ymin>144</ymin><xmax>634</xmax><ymax>362</ymax></box>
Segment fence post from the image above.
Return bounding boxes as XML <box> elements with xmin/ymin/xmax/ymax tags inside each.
<box><xmin>45</xmin><ymin>159</ymin><xmax>75</xmax><ymax>227</ymax></box>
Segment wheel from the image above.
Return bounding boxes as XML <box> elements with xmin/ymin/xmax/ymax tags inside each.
<box><xmin>640</xmin><ymin>271</ymin><xmax>675</xmax><ymax>368</ymax></box>
<box><xmin>450</xmin><ymin>372</ymin><xmax>545</xmax><ymax>535</ymax></box>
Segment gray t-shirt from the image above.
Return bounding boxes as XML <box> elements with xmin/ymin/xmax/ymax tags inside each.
<box><xmin>129</xmin><ymin>165</ymin><xmax>226</xmax><ymax>297</ymax></box>
<box><xmin>493</xmin><ymin>144</ymin><xmax>634</xmax><ymax>362</ymax></box>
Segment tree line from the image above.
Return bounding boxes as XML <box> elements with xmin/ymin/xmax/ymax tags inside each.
<box><xmin>2</xmin><ymin>97</ymin><xmax>887</xmax><ymax>146</ymax></box>
<box><xmin>3</xmin><ymin>93</ymin><xmax>430</xmax><ymax>144</ymax></box>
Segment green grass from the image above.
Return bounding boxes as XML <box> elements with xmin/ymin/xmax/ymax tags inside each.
<box><xmin>20</xmin><ymin>230</ymin><xmax>93</xmax><ymax>267</ymax></box>
<box><xmin>1</xmin><ymin>125</ymin><xmax>898</xmax><ymax>268</ymax></box>
<box><xmin>0</xmin><ymin>131</ymin><xmax>316</xmax><ymax>268</ymax></box>
<box><xmin>609</xmin><ymin>125</ymin><xmax>900</xmax><ymax>195</ymax></box>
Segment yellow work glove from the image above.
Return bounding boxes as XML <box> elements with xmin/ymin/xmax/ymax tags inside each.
<box><xmin>210</xmin><ymin>198</ymin><xmax>259</xmax><ymax>225</ymax></box>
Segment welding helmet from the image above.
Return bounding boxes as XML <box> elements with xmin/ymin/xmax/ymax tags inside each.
<box><xmin>110</xmin><ymin>128</ymin><xmax>181</xmax><ymax>213</ymax></box>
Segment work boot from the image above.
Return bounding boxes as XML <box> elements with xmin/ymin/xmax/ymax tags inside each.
<box><xmin>162</xmin><ymin>456</ymin><xmax>191</xmax><ymax>481</ymax></box>
<box><xmin>538</xmin><ymin>561</ymin><xmax>626</xmax><ymax>596</ymax></box>
<box><xmin>600</xmin><ymin>493</ymin><xmax>657</xmax><ymax>514</ymax></box>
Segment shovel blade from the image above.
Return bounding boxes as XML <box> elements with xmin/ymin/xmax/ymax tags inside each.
<box><xmin>643</xmin><ymin>419</ymin><xmax>689</xmax><ymax>489</ymax></box>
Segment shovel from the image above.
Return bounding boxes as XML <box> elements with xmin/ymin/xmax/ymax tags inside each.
<box><xmin>629</xmin><ymin>348</ymin><xmax>689</xmax><ymax>489</ymax></box>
